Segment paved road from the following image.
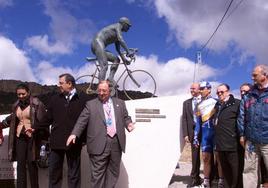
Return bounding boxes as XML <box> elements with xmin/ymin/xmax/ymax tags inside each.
<box><xmin>168</xmin><ymin>162</ymin><xmax>193</xmax><ymax>188</ymax></box>
<box><xmin>168</xmin><ymin>162</ymin><xmax>219</xmax><ymax>188</ymax></box>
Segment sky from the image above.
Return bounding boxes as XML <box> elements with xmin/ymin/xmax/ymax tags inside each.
<box><xmin>0</xmin><ymin>0</ymin><xmax>267</xmax><ymax>97</ymax></box>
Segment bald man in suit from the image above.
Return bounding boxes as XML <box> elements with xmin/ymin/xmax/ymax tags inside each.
<box><xmin>182</xmin><ymin>83</ymin><xmax>202</xmax><ymax>187</ymax></box>
<box><xmin>67</xmin><ymin>80</ymin><xmax>135</xmax><ymax>188</ymax></box>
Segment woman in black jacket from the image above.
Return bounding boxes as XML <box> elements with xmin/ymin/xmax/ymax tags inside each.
<box><xmin>0</xmin><ymin>83</ymin><xmax>48</xmax><ymax>188</ymax></box>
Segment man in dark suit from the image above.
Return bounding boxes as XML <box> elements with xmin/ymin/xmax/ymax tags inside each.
<box><xmin>41</xmin><ymin>73</ymin><xmax>89</xmax><ymax>188</ymax></box>
<box><xmin>214</xmin><ymin>83</ymin><xmax>241</xmax><ymax>188</ymax></box>
<box><xmin>181</xmin><ymin>82</ymin><xmax>202</xmax><ymax>187</ymax></box>
<box><xmin>66</xmin><ymin>80</ymin><xmax>135</xmax><ymax>188</ymax></box>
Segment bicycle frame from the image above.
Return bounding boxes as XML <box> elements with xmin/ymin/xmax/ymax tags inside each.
<box><xmin>90</xmin><ymin>61</ymin><xmax>141</xmax><ymax>89</ymax></box>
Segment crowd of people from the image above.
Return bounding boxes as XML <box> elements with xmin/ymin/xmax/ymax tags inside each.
<box><xmin>182</xmin><ymin>64</ymin><xmax>268</xmax><ymax>188</ymax></box>
<box><xmin>0</xmin><ymin>64</ymin><xmax>267</xmax><ymax>188</ymax></box>
<box><xmin>0</xmin><ymin>74</ymin><xmax>134</xmax><ymax>188</ymax></box>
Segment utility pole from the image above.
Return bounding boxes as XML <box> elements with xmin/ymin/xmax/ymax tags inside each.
<box><xmin>193</xmin><ymin>51</ymin><xmax>202</xmax><ymax>82</ymax></box>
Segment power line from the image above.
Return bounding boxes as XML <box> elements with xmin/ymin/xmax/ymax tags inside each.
<box><xmin>223</xmin><ymin>0</ymin><xmax>245</xmax><ymax>23</ymax></box>
<box><xmin>200</xmin><ymin>0</ymin><xmax>235</xmax><ymax>51</ymax></box>
<box><xmin>193</xmin><ymin>0</ymin><xmax>245</xmax><ymax>82</ymax></box>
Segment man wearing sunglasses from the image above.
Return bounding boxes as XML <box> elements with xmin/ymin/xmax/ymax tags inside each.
<box><xmin>237</xmin><ymin>64</ymin><xmax>268</xmax><ymax>188</ymax></box>
<box><xmin>214</xmin><ymin>84</ymin><xmax>241</xmax><ymax>188</ymax></box>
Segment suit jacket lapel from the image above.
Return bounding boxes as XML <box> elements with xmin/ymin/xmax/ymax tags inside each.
<box><xmin>188</xmin><ymin>98</ymin><xmax>194</xmax><ymax>116</ymax></box>
<box><xmin>96</xmin><ymin>99</ymin><xmax>106</xmax><ymax>125</ymax></box>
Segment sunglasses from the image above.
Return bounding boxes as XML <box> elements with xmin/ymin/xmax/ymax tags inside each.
<box><xmin>216</xmin><ymin>90</ymin><xmax>227</xmax><ymax>95</ymax></box>
<box><xmin>199</xmin><ymin>87</ymin><xmax>208</xmax><ymax>90</ymax></box>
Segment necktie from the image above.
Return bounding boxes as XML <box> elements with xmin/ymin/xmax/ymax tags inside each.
<box><xmin>193</xmin><ymin>98</ymin><xmax>198</xmax><ymax>123</ymax></box>
<box><xmin>104</xmin><ymin>101</ymin><xmax>116</xmax><ymax>137</ymax></box>
<box><xmin>65</xmin><ymin>94</ymin><xmax>71</xmax><ymax>107</ymax></box>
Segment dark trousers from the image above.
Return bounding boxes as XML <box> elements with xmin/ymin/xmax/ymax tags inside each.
<box><xmin>190</xmin><ymin>142</ymin><xmax>201</xmax><ymax>180</ymax></box>
<box><xmin>49</xmin><ymin>146</ymin><xmax>82</xmax><ymax>188</ymax></box>
<box><xmin>237</xmin><ymin>144</ymin><xmax>244</xmax><ymax>188</ymax></box>
<box><xmin>16</xmin><ymin>135</ymin><xmax>39</xmax><ymax>188</ymax></box>
<box><xmin>218</xmin><ymin>151</ymin><xmax>240</xmax><ymax>188</ymax></box>
<box><xmin>261</xmin><ymin>156</ymin><xmax>268</xmax><ymax>183</ymax></box>
<box><xmin>89</xmin><ymin>136</ymin><xmax>122</xmax><ymax>188</ymax></box>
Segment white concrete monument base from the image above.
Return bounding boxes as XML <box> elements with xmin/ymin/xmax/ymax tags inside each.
<box><xmin>0</xmin><ymin>95</ymin><xmax>186</xmax><ymax>188</ymax></box>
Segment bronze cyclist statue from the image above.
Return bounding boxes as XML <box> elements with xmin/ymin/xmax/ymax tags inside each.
<box><xmin>91</xmin><ymin>17</ymin><xmax>132</xmax><ymax>84</ymax></box>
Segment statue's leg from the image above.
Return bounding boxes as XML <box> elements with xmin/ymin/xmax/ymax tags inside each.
<box><xmin>107</xmin><ymin>52</ymin><xmax>120</xmax><ymax>83</ymax></box>
<box><xmin>92</xmin><ymin>44</ymin><xmax>108</xmax><ymax>81</ymax></box>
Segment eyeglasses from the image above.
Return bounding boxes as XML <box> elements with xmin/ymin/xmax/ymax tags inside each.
<box><xmin>216</xmin><ymin>90</ymin><xmax>228</xmax><ymax>95</ymax></box>
<box><xmin>199</xmin><ymin>87</ymin><xmax>207</xmax><ymax>91</ymax></box>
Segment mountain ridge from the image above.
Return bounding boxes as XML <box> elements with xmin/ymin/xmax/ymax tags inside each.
<box><xmin>0</xmin><ymin>80</ymin><xmax>154</xmax><ymax>114</ymax></box>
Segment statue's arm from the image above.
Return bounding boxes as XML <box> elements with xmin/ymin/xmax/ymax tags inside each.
<box><xmin>115</xmin><ymin>42</ymin><xmax>128</xmax><ymax>64</ymax></box>
<box><xmin>115</xmin><ymin>27</ymin><xmax>129</xmax><ymax>54</ymax></box>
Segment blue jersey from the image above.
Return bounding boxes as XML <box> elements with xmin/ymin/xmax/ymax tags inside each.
<box><xmin>194</xmin><ymin>96</ymin><xmax>217</xmax><ymax>152</ymax></box>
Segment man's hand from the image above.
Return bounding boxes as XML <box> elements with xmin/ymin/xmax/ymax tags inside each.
<box><xmin>184</xmin><ymin>136</ymin><xmax>190</xmax><ymax>143</ymax></box>
<box><xmin>25</xmin><ymin>128</ymin><xmax>35</xmax><ymax>138</ymax></box>
<box><xmin>127</xmin><ymin>122</ymin><xmax>135</xmax><ymax>132</ymax></box>
<box><xmin>193</xmin><ymin>136</ymin><xmax>199</xmax><ymax>148</ymax></box>
<box><xmin>240</xmin><ymin>136</ymin><xmax>246</xmax><ymax>148</ymax></box>
<box><xmin>66</xmin><ymin>135</ymin><xmax>76</xmax><ymax>146</ymax></box>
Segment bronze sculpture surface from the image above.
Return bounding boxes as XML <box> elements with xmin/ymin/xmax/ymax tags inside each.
<box><xmin>91</xmin><ymin>17</ymin><xmax>132</xmax><ymax>83</ymax></box>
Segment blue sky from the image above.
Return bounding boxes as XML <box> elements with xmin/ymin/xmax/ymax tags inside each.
<box><xmin>0</xmin><ymin>0</ymin><xmax>267</xmax><ymax>97</ymax></box>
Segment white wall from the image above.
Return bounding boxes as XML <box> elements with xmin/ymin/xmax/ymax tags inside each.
<box><xmin>0</xmin><ymin>94</ymin><xmax>187</xmax><ymax>188</ymax></box>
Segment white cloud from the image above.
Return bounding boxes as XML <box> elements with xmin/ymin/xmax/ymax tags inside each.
<box><xmin>35</xmin><ymin>61</ymin><xmax>96</xmax><ymax>85</ymax></box>
<box><xmin>112</xmin><ymin>54</ymin><xmax>218</xmax><ymax>96</ymax></box>
<box><xmin>26</xmin><ymin>35</ymin><xmax>70</xmax><ymax>55</ymax></box>
<box><xmin>0</xmin><ymin>36</ymin><xmax>36</xmax><ymax>81</ymax></box>
<box><xmin>0</xmin><ymin>42</ymin><xmax>217</xmax><ymax>96</ymax></box>
<box><xmin>153</xmin><ymin>0</ymin><xmax>268</xmax><ymax>64</ymax></box>
<box><xmin>32</xmin><ymin>53</ymin><xmax>218</xmax><ymax>96</ymax></box>
<box><xmin>0</xmin><ymin>35</ymin><xmax>218</xmax><ymax>96</ymax></box>
<box><xmin>0</xmin><ymin>0</ymin><xmax>13</xmax><ymax>8</ymax></box>
<box><xmin>26</xmin><ymin>0</ymin><xmax>96</xmax><ymax>56</ymax></box>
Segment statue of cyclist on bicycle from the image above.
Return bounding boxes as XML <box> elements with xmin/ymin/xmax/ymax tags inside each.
<box><xmin>91</xmin><ymin>17</ymin><xmax>133</xmax><ymax>84</ymax></box>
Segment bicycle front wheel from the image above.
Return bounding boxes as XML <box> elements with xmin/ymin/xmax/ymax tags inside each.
<box><xmin>76</xmin><ymin>75</ymin><xmax>99</xmax><ymax>95</ymax></box>
<box><xmin>123</xmin><ymin>70</ymin><xmax>156</xmax><ymax>100</ymax></box>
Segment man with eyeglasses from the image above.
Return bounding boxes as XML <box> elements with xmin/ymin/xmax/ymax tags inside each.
<box><xmin>40</xmin><ymin>73</ymin><xmax>90</xmax><ymax>188</ymax></box>
<box><xmin>214</xmin><ymin>83</ymin><xmax>241</xmax><ymax>188</ymax></box>
<box><xmin>193</xmin><ymin>81</ymin><xmax>223</xmax><ymax>188</ymax></box>
<box><xmin>181</xmin><ymin>83</ymin><xmax>202</xmax><ymax>187</ymax></box>
<box><xmin>237</xmin><ymin>64</ymin><xmax>268</xmax><ymax>188</ymax></box>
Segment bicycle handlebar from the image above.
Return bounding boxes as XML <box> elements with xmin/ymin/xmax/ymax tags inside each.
<box><xmin>86</xmin><ymin>48</ymin><xmax>138</xmax><ymax>64</ymax></box>
<box><xmin>123</xmin><ymin>48</ymin><xmax>138</xmax><ymax>63</ymax></box>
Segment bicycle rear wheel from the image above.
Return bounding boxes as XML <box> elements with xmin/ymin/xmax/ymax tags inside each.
<box><xmin>76</xmin><ymin>75</ymin><xmax>99</xmax><ymax>95</ymax></box>
<box><xmin>123</xmin><ymin>70</ymin><xmax>156</xmax><ymax>100</ymax></box>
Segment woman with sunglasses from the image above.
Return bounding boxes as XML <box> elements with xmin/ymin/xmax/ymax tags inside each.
<box><xmin>0</xmin><ymin>83</ymin><xmax>48</xmax><ymax>188</ymax></box>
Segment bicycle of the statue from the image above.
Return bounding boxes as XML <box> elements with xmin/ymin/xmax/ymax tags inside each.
<box><xmin>76</xmin><ymin>48</ymin><xmax>157</xmax><ymax>100</ymax></box>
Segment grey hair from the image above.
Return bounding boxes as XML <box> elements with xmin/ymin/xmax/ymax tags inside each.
<box><xmin>257</xmin><ymin>64</ymin><xmax>268</xmax><ymax>77</ymax></box>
